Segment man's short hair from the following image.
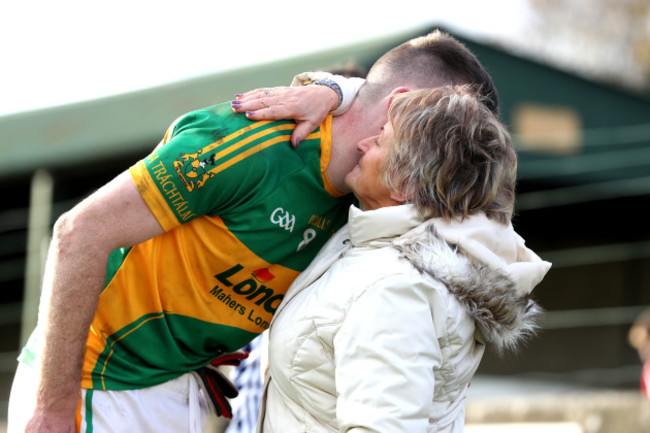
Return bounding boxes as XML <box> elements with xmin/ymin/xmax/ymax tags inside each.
<box><xmin>361</xmin><ymin>30</ymin><xmax>499</xmax><ymax>114</ymax></box>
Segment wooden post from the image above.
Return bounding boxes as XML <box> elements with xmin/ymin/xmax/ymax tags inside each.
<box><xmin>21</xmin><ymin>170</ymin><xmax>53</xmax><ymax>347</ymax></box>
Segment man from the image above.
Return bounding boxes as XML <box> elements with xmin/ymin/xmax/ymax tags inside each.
<box><xmin>224</xmin><ymin>63</ymin><xmax>370</xmax><ymax>433</ymax></box>
<box><xmin>9</xmin><ymin>29</ymin><xmax>499</xmax><ymax>433</ymax></box>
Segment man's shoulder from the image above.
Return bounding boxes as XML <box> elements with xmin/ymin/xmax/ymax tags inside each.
<box><xmin>174</xmin><ymin>103</ymin><xmax>300</xmax><ymax>136</ymax></box>
<box><xmin>172</xmin><ymin>102</ymin><xmax>246</xmax><ymax>134</ymax></box>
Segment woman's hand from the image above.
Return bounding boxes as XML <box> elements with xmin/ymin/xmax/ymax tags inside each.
<box><xmin>231</xmin><ymin>85</ymin><xmax>339</xmax><ymax>147</ymax></box>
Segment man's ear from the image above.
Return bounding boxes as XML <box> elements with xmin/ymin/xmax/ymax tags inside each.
<box><xmin>386</xmin><ymin>87</ymin><xmax>411</xmax><ymax>110</ymax></box>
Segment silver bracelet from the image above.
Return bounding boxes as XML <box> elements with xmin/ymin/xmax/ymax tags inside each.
<box><xmin>310</xmin><ymin>79</ymin><xmax>343</xmax><ymax>110</ymax></box>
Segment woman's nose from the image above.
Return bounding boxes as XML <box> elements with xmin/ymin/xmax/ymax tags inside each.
<box><xmin>358</xmin><ymin>136</ymin><xmax>375</xmax><ymax>153</ymax></box>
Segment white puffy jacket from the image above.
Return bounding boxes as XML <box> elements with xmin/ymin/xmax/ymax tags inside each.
<box><xmin>257</xmin><ymin>204</ymin><xmax>550</xmax><ymax>432</ymax></box>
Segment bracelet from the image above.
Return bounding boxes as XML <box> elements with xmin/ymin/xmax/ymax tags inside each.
<box><xmin>310</xmin><ymin>79</ymin><xmax>343</xmax><ymax>111</ymax></box>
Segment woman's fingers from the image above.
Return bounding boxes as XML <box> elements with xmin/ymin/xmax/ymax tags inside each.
<box><xmin>232</xmin><ymin>87</ymin><xmax>289</xmax><ymax>113</ymax></box>
<box><xmin>230</xmin><ymin>85</ymin><xmax>339</xmax><ymax>147</ymax></box>
<box><xmin>231</xmin><ymin>87</ymin><xmax>305</xmax><ymax>120</ymax></box>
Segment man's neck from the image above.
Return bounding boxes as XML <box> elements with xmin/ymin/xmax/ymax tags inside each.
<box><xmin>327</xmin><ymin>114</ymin><xmax>360</xmax><ymax>195</ymax></box>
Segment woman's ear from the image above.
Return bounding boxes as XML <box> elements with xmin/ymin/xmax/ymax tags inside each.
<box><xmin>389</xmin><ymin>182</ymin><xmax>414</xmax><ymax>204</ymax></box>
<box><xmin>389</xmin><ymin>190</ymin><xmax>408</xmax><ymax>204</ymax></box>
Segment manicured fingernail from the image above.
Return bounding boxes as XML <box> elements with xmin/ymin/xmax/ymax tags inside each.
<box><xmin>231</xmin><ymin>100</ymin><xmax>241</xmax><ymax>107</ymax></box>
<box><xmin>295</xmin><ymin>139</ymin><xmax>300</xmax><ymax>147</ymax></box>
<box><xmin>246</xmin><ymin>111</ymin><xmax>255</xmax><ymax>116</ymax></box>
<box><xmin>235</xmin><ymin>94</ymin><xmax>244</xmax><ymax>99</ymax></box>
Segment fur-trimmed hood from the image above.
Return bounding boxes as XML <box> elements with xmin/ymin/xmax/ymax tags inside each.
<box><xmin>392</xmin><ymin>211</ymin><xmax>551</xmax><ymax>354</ymax></box>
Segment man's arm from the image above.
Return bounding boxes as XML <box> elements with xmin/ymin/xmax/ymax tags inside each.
<box><xmin>25</xmin><ymin>170</ymin><xmax>164</xmax><ymax>433</ymax></box>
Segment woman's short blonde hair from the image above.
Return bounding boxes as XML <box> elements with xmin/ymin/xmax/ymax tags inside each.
<box><xmin>384</xmin><ymin>86</ymin><xmax>517</xmax><ymax>224</ymax></box>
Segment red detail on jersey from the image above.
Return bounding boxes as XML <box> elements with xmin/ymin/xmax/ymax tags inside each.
<box><xmin>252</xmin><ymin>268</ymin><xmax>275</xmax><ymax>282</ymax></box>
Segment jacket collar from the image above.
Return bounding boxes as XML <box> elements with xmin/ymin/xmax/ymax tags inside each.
<box><xmin>347</xmin><ymin>204</ymin><xmax>424</xmax><ymax>247</ymax></box>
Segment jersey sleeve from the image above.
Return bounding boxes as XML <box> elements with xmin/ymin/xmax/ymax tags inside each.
<box><xmin>130</xmin><ymin>103</ymin><xmax>296</xmax><ymax>232</ymax></box>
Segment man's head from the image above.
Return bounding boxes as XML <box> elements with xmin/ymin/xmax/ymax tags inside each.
<box><xmin>341</xmin><ymin>30</ymin><xmax>499</xmax><ymax>155</ymax></box>
<box><xmin>331</xmin><ymin>29</ymin><xmax>499</xmax><ymax>194</ymax></box>
<box><xmin>359</xmin><ymin>29</ymin><xmax>499</xmax><ymax>115</ymax></box>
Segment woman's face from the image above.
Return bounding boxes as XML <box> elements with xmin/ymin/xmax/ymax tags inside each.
<box><xmin>344</xmin><ymin>121</ymin><xmax>402</xmax><ymax>210</ymax></box>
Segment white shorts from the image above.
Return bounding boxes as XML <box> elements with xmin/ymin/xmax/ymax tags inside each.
<box><xmin>8</xmin><ymin>361</ymin><xmax>215</xmax><ymax>433</ymax></box>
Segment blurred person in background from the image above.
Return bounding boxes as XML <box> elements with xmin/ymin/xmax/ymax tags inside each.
<box><xmin>223</xmin><ymin>335</ymin><xmax>265</xmax><ymax>433</ymax></box>
<box><xmin>257</xmin><ymin>86</ymin><xmax>551</xmax><ymax>432</ymax></box>
<box><xmin>8</xmin><ymin>30</ymin><xmax>500</xmax><ymax>433</ymax></box>
<box><xmin>628</xmin><ymin>309</ymin><xmax>650</xmax><ymax>399</ymax></box>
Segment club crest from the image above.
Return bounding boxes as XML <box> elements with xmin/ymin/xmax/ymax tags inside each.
<box><xmin>173</xmin><ymin>149</ymin><xmax>216</xmax><ymax>192</ymax></box>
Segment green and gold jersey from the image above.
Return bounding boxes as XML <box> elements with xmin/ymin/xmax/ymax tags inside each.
<box><xmin>79</xmin><ymin>103</ymin><xmax>352</xmax><ymax>390</ymax></box>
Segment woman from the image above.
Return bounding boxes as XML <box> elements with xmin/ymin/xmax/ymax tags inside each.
<box><xmin>256</xmin><ymin>86</ymin><xmax>551</xmax><ymax>432</ymax></box>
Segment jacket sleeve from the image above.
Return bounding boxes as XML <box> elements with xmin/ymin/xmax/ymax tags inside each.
<box><xmin>333</xmin><ymin>273</ymin><xmax>443</xmax><ymax>432</ymax></box>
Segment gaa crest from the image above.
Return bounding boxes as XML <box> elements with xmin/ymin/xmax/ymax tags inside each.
<box><xmin>173</xmin><ymin>149</ymin><xmax>216</xmax><ymax>192</ymax></box>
